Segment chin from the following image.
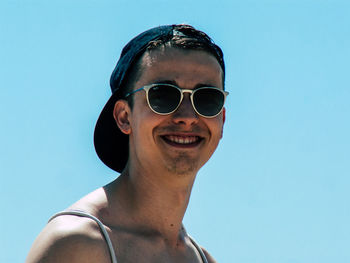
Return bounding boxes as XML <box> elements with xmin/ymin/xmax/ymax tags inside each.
<box><xmin>165</xmin><ymin>154</ymin><xmax>201</xmax><ymax>176</ymax></box>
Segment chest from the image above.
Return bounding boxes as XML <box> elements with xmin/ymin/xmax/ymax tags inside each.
<box><xmin>108</xmin><ymin>231</ymin><xmax>205</xmax><ymax>263</ymax></box>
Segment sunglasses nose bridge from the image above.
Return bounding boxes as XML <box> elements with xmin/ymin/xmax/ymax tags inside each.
<box><xmin>172</xmin><ymin>89</ymin><xmax>198</xmax><ymax>118</ymax></box>
<box><xmin>181</xmin><ymin>89</ymin><xmax>194</xmax><ymax>94</ymax></box>
<box><xmin>180</xmin><ymin>89</ymin><xmax>195</xmax><ymax>102</ymax></box>
<box><xmin>178</xmin><ymin>89</ymin><xmax>196</xmax><ymax>109</ymax></box>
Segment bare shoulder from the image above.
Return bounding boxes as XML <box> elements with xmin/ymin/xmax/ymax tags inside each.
<box><xmin>26</xmin><ymin>214</ymin><xmax>111</xmax><ymax>263</ymax></box>
<box><xmin>201</xmin><ymin>247</ymin><xmax>218</xmax><ymax>263</ymax></box>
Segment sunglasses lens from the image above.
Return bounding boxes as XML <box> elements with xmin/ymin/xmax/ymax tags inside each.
<box><xmin>193</xmin><ymin>88</ymin><xmax>225</xmax><ymax>117</ymax></box>
<box><xmin>148</xmin><ymin>85</ymin><xmax>181</xmax><ymax>114</ymax></box>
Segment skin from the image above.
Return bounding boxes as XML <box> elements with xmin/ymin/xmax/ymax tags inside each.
<box><xmin>26</xmin><ymin>47</ymin><xmax>225</xmax><ymax>263</ymax></box>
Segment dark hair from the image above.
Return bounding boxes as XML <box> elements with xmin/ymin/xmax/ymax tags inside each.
<box><xmin>146</xmin><ymin>24</ymin><xmax>225</xmax><ymax>76</ymax></box>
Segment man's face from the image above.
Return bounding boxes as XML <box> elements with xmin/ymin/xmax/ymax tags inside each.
<box><xmin>125</xmin><ymin>47</ymin><xmax>225</xmax><ymax>176</ymax></box>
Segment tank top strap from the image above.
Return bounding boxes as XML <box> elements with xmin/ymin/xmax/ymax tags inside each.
<box><xmin>187</xmin><ymin>235</ymin><xmax>209</xmax><ymax>263</ymax></box>
<box><xmin>49</xmin><ymin>210</ymin><xmax>118</xmax><ymax>263</ymax></box>
<box><xmin>181</xmin><ymin>225</ymin><xmax>208</xmax><ymax>263</ymax></box>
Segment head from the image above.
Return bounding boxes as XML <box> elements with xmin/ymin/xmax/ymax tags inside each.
<box><xmin>94</xmin><ymin>24</ymin><xmax>226</xmax><ymax>173</ymax></box>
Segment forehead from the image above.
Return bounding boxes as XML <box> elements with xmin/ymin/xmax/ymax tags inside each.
<box><xmin>134</xmin><ymin>47</ymin><xmax>224</xmax><ymax>89</ymax></box>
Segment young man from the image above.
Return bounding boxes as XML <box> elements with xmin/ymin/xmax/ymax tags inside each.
<box><xmin>27</xmin><ymin>24</ymin><xmax>228</xmax><ymax>263</ymax></box>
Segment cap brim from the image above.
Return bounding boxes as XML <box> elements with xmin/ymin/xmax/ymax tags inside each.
<box><xmin>94</xmin><ymin>92</ymin><xmax>129</xmax><ymax>173</ymax></box>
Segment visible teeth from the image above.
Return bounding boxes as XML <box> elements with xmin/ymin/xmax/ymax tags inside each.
<box><xmin>165</xmin><ymin>135</ymin><xmax>199</xmax><ymax>144</ymax></box>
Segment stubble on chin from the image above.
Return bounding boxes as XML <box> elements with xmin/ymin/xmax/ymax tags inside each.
<box><xmin>165</xmin><ymin>152</ymin><xmax>199</xmax><ymax>176</ymax></box>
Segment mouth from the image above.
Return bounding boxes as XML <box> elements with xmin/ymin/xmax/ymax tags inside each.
<box><xmin>161</xmin><ymin>135</ymin><xmax>203</xmax><ymax>147</ymax></box>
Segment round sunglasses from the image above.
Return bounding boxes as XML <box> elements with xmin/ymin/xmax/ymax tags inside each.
<box><xmin>125</xmin><ymin>83</ymin><xmax>228</xmax><ymax>118</ymax></box>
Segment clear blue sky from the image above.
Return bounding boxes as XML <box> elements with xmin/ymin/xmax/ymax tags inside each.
<box><xmin>1</xmin><ymin>1</ymin><xmax>349</xmax><ymax>262</ymax></box>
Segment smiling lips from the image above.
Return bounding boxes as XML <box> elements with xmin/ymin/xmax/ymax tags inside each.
<box><xmin>162</xmin><ymin>135</ymin><xmax>202</xmax><ymax>146</ymax></box>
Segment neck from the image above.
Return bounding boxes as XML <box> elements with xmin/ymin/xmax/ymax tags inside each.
<box><xmin>106</xmin><ymin>164</ymin><xmax>197</xmax><ymax>245</ymax></box>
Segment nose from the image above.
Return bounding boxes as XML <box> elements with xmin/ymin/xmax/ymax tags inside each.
<box><xmin>171</xmin><ymin>94</ymin><xmax>199</xmax><ymax>126</ymax></box>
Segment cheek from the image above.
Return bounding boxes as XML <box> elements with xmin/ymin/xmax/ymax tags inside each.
<box><xmin>206</xmin><ymin>117</ymin><xmax>225</xmax><ymax>151</ymax></box>
<box><xmin>209</xmin><ymin>116</ymin><xmax>224</xmax><ymax>134</ymax></box>
<box><xmin>130</xmin><ymin>106</ymin><xmax>164</xmax><ymax>144</ymax></box>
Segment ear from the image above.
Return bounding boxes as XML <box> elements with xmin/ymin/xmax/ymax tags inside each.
<box><xmin>113</xmin><ymin>100</ymin><xmax>131</xmax><ymax>135</ymax></box>
<box><xmin>220</xmin><ymin>107</ymin><xmax>226</xmax><ymax>138</ymax></box>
